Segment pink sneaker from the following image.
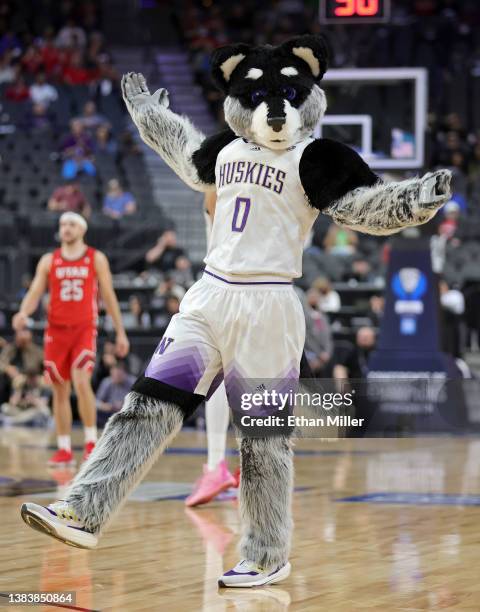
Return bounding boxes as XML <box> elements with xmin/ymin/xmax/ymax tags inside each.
<box><xmin>185</xmin><ymin>460</ymin><xmax>236</xmax><ymax>507</ymax></box>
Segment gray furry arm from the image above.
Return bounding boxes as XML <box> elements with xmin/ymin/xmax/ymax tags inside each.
<box><xmin>122</xmin><ymin>72</ymin><xmax>210</xmax><ymax>192</ymax></box>
<box><xmin>324</xmin><ymin>170</ymin><xmax>452</xmax><ymax>236</ymax></box>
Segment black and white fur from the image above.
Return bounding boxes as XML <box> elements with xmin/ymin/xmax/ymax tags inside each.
<box><xmin>65</xmin><ymin>35</ymin><xmax>452</xmax><ymax>574</ymax></box>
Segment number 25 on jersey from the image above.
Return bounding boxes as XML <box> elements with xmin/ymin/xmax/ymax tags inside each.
<box><xmin>60</xmin><ymin>279</ymin><xmax>84</xmax><ymax>302</ymax></box>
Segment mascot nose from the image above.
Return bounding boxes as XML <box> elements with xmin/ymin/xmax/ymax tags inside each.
<box><xmin>267</xmin><ymin>116</ymin><xmax>286</xmax><ymax>132</ymax></box>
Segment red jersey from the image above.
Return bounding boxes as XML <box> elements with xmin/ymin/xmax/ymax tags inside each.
<box><xmin>48</xmin><ymin>246</ymin><xmax>98</xmax><ymax>327</ymax></box>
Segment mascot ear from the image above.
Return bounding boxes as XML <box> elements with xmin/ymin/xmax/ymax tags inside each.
<box><xmin>211</xmin><ymin>43</ymin><xmax>251</xmax><ymax>92</ymax></box>
<box><xmin>280</xmin><ymin>35</ymin><xmax>329</xmax><ymax>81</ymax></box>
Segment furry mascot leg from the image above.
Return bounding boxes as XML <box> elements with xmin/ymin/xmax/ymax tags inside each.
<box><xmin>66</xmin><ymin>391</ymin><xmax>184</xmax><ymax>534</ymax></box>
<box><xmin>239</xmin><ymin>436</ymin><xmax>294</xmax><ymax>568</ymax></box>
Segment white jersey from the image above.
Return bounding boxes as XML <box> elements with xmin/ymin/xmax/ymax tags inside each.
<box><xmin>204</xmin><ymin>137</ymin><xmax>318</xmax><ymax>280</ymax></box>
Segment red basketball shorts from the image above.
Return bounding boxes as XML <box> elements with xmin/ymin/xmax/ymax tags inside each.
<box><xmin>44</xmin><ymin>323</ymin><xmax>97</xmax><ymax>384</ymax></box>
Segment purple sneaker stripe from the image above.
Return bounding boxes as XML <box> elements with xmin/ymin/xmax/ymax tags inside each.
<box><xmin>224</xmin><ymin>569</ymin><xmax>259</xmax><ymax>576</ymax></box>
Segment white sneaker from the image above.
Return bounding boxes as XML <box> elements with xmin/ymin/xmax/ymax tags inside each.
<box><xmin>218</xmin><ymin>559</ymin><xmax>291</xmax><ymax>588</ymax></box>
<box><xmin>20</xmin><ymin>501</ymin><xmax>97</xmax><ymax>549</ymax></box>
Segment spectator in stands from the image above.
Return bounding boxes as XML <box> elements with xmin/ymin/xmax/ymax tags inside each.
<box><xmin>349</xmin><ymin>256</ymin><xmax>378</xmax><ymax>284</ymax></box>
<box><xmin>0</xmin><ymin>31</ymin><xmax>21</xmax><ymax>56</ymax></box>
<box><xmin>367</xmin><ymin>295</ymin><xmax>385</xmax><ymax>327</ymax></box>
<box><xmin>60</xmin><ymin>119</ymin><xmax>96</xmax><ymax>180</ymax></box>
<box><xmin>56</xmin><ymin>18</ymin><xmax>87</xmax><ymax>49</ymax></box>
<box><xmin>153</xmin><ymin>294</ymin><xmax>180</xmax><ymax>329</ymax></box>
<box><xmin>154</xmin><ymin>273</ymin><xmax>186</xmax><ymax>302</ymax></box>
<box><xmin>29</xmin><ymin>72</ymin><xmax>58</xmax><ymax>107</ymax></box>
<box><xmin>24</xmin><ymin>103</ymin><xmax>55</xmax><ymax>133</ymax></box>
<box><xmin>92</xmin><ymin>339</ymin><xmax>141</xmax><ymax>391</ymax></box>
<box><xmin>438</xmin><ymin>201</ymin><xmax>462</xmax><ymax>244</ymax></box>
<box><xmin>21</xmin><ymin>42</ymin><xmax>44</xmax><ymax>75</ymax></box>
<box><xmin>297</xmin><ymin>288</ymin><xmax>333</xmax><ymax>377</ymax></box>
<box><xmin>333</xmin><ymin>326</ymin><xmax>376</xmax><ymax>383</ymax></box>
<box><xmin>440</xmin><ymin>279</ymin><xmax>465</xmax><ymax>358</ymax></box>
<box><xmin>324</xmin><ymin>224</ymin><xmax>358</xmax><ymax>256</ymax></box>
<box><xmin>77</xmin><ymin>101</ymin><xmax>108</xmax><ymax>135</ymax></box>
<box><xmin>172</xmin><ymin>255</ymin><xmax>194</xmax><ymax>288</ymax></box>
<box><xmin>95</xmin><ymin>125</ymin><xmax>117</xmax><ymax>156</ymax></box>
<box><xmin>1</xmin><ymin>371</ymin><xmax>50</xmax><ymax>426</ymax></box>
<box><xmin>96</xmin><ymin>360</ymin><xmax>135</xmax><ymax>427</ymax></box>
<box><xmin>63</xmin><ymin>49</ymin><xmax>97</xmax><ymax>85</ymax></box>
<box><xmin>120</xmin><ymin>295</ymin><xmax>151</xmax><ymax>330</ymax></box>
<box><xmin>0</xmin><ymin>329</ymin><xmax>43</xmax><ymax>405</ymax></box>
<box><xmin>48</xmin><ymin>180</ymin><xmax>91</xmax><ymax>218</ymax></box>
<box><xmin>145</xmin><ymin>230</ymin><xmax>186</xmax><ymax>272</ymax></box>
<box><xmin>5</xmin><ymin>75</ymin><xmax>29</xmax><ymax>101</ymax></box>
<box><xmin>0</xmin><ymin>51</ymin><xmax>15</xmax><ymax>84</ymax></box>
<box><xmin>308</xmin><ymin>277</ymin><xmax>341</xmax><ymax>313</ymax></box>
<box><xmin>103</xmin><ymin>179</ymin><xmax>136</xmax><ymax>219</ymax></box>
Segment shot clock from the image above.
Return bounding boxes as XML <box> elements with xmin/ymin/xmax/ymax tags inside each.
<box><xmin>319</xmin><ymin>0</ymin><xmax>391</xmax><ymax>24</ymax></box>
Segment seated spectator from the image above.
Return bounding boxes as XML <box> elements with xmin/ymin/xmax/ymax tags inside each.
<box><xmin>438</xmin><ymin>201</ymin><xmax>461</xmax><ymax>243</ymax></box>
<box><xmin>77</xmin><ymin>101</ymin><xmax>108</xmax><ymax>134</ymax></box>
<box><xmin>367</xmin><ymin>295</ymin><xmax>385</xmax><ymax>327</ymax></box>
<box><xmin>5</xmin><ymin>75</ymin><xmax>30</xmax><ymax>101</ymax></box>
<box><xmin>308</xmin><ymin>277</ymin><xmax>341</xmax><ymax>313</ymax></box>
<box><xmin>96</xmin><ymin>361</ymin><xmax>135</xmax><ymax>427</ymax></box>
<box><xmin>121</xmin><ymin>295</ymin><xmax>151</xmax><ymax>330</ymax></box>
<box><xmin>333</xmin><ymin>326</ymin><xmax>376</xmax><ymax>383</ymax></box>
<box><xmin>172</xmin><ymin>255</ymin><xmax>194</xmax><ymax>289</ymax></box>
<box><xmin>21</xmin><ymin>42</ymin><xmax>44</xmax><ymax>75</ymax></box>
<box><xmin>29</xmin><ymin>72</ymin><xmax>58</xmax><ymax>107</ymax></box>
<box><xmin>48</xmin><ymin>180</ymin><xmax>91</xmax><ymax>218</ymax></box>
<box><xmin>95</xmin><ymin>124</ymin><xmax>117</xmax><ymax>155</ymax></box>
<box><xmin>63</xmin><ymin>49</ymin><xmax>98</xmax><ymax>86</ymax></box>
<box><xmin>0</xmin><ymin>51</ymin><xmax>15</xmax><ymax>84</ymax></box>
<box><xmin>103</xmin><ymin>179</ymin><xmax>136</xmax><ymax>219</ymax></box>
<box><xmin>145</xmin><ymin>230</ymin><xmax>186</xmax><ymax>272</ymax></box>
<box><xmin>24</xmin><ymin>103</ymin><xmax>55</xmax><ymax>133</ymax></box>
<box><xmin>154</xmin><ymin>273</ymin><xmax>186</xmax><ymax>301</ymax></box>
<box><xmin>56</xmin><ymin>19</ymin><xmax>87</xmax><ymax>49</ymax></box>
<box><xmin>349</xmin><ymin>256</ymin><xmax>378</xmax><ymax>283</ymax></box>
<box><xmin>1</xmin><ymin>371</ymin><xmax>50</xmax><ymax>426</ymax></box>
<box><xmin>92</xmin><ymin>339</ymin><xmax>141</xmax><ymax>391</ymax></box>
<box><xmin>296</xmin><ymin>287</ymin><xmax>332</xmax><ymax>377</ymax></box>
<box><xmin>153</xmin><ymin>294</ymin><xmax>180</xmax><ymax>329</ymax></box>
<box><xmin>324</xmin><ymin>224</ymin><xmax>358</xmax><ymax>256</ymax></box>
<box><xmin>60</xmin><ymin>119</ymin><xmax>96</xmax><ymax>180</ymax></box>
<box><xmin>0</xmin><ymin>329</ymin><xmax>43</xmax><ymax>405</ymax></box>
<box><xmin>440</xmin><ymin>280</ymin><xmax>465</xmax><ymax>358</ymax></box>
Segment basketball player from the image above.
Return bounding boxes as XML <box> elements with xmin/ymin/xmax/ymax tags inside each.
<box><xmin>12</xmin><ymin>212</ymin><xmax>129</xmax><ymax>466</ymax></box>
<box><xmin>185</xmin><ymin>192</ymin><xmax>237</xmax><ymax>507</ymax></box>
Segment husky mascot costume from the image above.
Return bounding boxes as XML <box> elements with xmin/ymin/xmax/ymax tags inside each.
<box><xmin>21</xmin><ymin>35</ymin><xmax>451</xmax><ymax>588</ymax></box>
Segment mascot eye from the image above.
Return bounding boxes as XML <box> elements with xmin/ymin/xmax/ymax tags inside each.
<box><xmin>282</xmin><ymin>86</ymin><xmax>297</xmax><ymax>101</ymax></box>
<box><xmin>251</xmin><ymin>89</ymin><xmax>267</xmax><ymax>105</ymax></box>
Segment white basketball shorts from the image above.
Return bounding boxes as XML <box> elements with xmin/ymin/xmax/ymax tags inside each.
<box><xmin>144</xmin><ymin>270</ymin><xmax>305</xmax><ymax>411</ymax></box>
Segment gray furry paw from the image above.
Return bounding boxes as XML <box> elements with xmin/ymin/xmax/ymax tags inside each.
<box><xmin>418</xmin><ymin>169</ymin><xmax>452</xmax><ymax>209</ymax></box>
<box><xmin>121</xmin><ymin>72</ymin><xmax>170</xmax><ymax>112</ymax></box>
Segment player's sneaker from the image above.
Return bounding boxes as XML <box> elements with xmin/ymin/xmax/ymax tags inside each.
<box><xmin>218</xmin><ymin>560</ymin><xmax>291</xmax><ymax>588</ymax></box>
<box><xmin>82</xmin><ymin>441</ymin><xmax>95</xmax><ymax>462</ymax></box>
<box><xmin>20</xmin><ymin>501</ymin><xmax>97</xmax><ymax>549</ymax></box>
<box><xmin>47</xmin><ymin>449</ymin><xmax>76</xmax><ymax>467</ymax></box>
<box><xmin>185</xmin><ymin>460</ymin><xmax>237</xmax><ymax>507</ymax></box>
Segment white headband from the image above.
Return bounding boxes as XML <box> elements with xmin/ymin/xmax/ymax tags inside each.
<box><xmin>60</xmin><ymin>212</ymin><xmax>88</xmax><ymax>230</ymax></box>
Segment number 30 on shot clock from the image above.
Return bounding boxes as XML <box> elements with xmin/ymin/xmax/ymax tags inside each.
<box><xmin>319</xmin><ymin>0</ymin><xmax>390</xmax><ymax>23</ymax></box>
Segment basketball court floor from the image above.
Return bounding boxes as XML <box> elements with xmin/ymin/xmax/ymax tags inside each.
<box><xmin>1</xmin><ymin>428</ymin><xmax>479</xmax><ymax>611</ymax></box>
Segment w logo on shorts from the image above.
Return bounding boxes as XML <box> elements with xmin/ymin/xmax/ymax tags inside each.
<box><xmin>155</xmin><ymin>337</ymin><xmax>174</xmax><ymax>355</ymax></box>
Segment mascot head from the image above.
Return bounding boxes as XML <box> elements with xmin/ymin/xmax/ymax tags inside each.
<box><xmin>211</xmin><ymin>34</ymin><xmax>329</xmax><ymax>150</ymax></box>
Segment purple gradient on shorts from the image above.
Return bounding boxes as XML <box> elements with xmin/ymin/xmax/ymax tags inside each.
<box><xmin>145</xmin><ymin>346</ymin><xmax>208</xmax><ymax>393</ymax></box>
<box><xmin>205</xmin><ymin>369</ymin><xmax>224</xmax><ymax>401</ymax></box>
